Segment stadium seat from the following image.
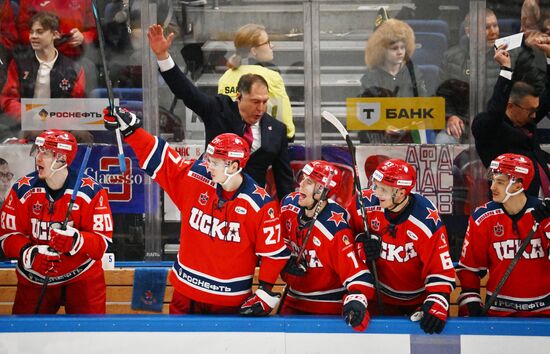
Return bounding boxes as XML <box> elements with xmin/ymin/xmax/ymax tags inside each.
<box><xmin>412</xmin><ymin>32</ymin><xmax>448</xmax><ymax>67</ymax></box>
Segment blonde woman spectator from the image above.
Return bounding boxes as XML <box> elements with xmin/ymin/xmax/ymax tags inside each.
<box><xmin>218</xmin><ymin>24</ymin><xmax>295</xmax><ymax>141</ymax></box>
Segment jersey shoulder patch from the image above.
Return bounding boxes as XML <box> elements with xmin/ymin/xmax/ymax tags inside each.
<box><xmin>410</xmin><ymin>193</ymin><xmax>444</xmax><ymax>232</ymax></box>
<box><xmin>471</xmin><ymin>201</ymin><xmax>503</xmax><ymax>225</ymax></box>
<box><xmin>237</xmin><ymin>175</ymin><xmax>273</xmax><ymax>209</ymax></box>
<box><xmin>317</xmin><ymin>200</ymin><xmax>350</xmax><ymax>233</ymax></box>
<box><xmin>13</xmin><ymin>171</ymin><xmax>39</xmax><ymax>198</ymax></box>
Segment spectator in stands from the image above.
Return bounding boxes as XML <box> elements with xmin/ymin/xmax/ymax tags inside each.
<box><xmin>436</xmin><ymin>9</ymin><xmax>501</xmax><ymax>144</ymax></box>
<box><xmin>456</xmin><ymin>153</ymin><xmax>550</xmax><ymax>317</ymax></box>
<box><xmin>472</xmin><ymin>41</ymin><xmax>550</xmax><ymax>198</ymax></box>
<box><xmin>16</xmin><ymin>0</ymin><xmax>98</xmax><ymax>94</ymax></box>
<box><xmin>0</xmin><ymin>0</ymin><xmax>18</xmax><ymax>91</ymax></box>
<box><xmin>360</xmin><ymin>17</ymin><xmax>430</xmax><ymax>143</ymax></box>
<box><xmin>0</xmin><ymin>12</ymin><xmax>86</xmax><ymax>127</ymax></box>
<box><xmin>0</xmin><ymin>157</ymin><xmax>12</xmax><ymax>205</ymax></box>
<box><xmin>147</xmin><ymin>24</ymin><xmax>293</xmax><ymax>201</ymax></box>
<box><xmin>218</xmin><ymin>23</ymin><xmax>295</xmax><ymax>141</ymax></box>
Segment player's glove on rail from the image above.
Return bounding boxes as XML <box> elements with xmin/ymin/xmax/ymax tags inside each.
<box><xmin>282</xmin><ymin>254</ymin><xmax>307</xmax><ymax>276</ymax></box>
<box><xmin>20</xmin><ymin>244</ymin><xmax>61</xmax><ymax>276</ymax></box>
<box><xmin>410</xmin><ymin>292</ymin><xmax>449</xmax><ymax>334</ymax></box>
<box><xmin>103</xmin><ymin>106</ymin><xmax>142</xmax><ymax>137</ymax></box>
<box><xmin>240</xmin><ymin>284</ymin><xmax>281</xmax><ymax>316</ymax></box>
<box><xmin>342</xmin><ymin>291</ymin><xmax>370</xmax><ymax>332</ymax></box>
<box><xmin>532</xmin><ymin>198</ymin><xmax>550</xmax><ymax>223</ymax></box>
<box><xmin>49</xmin><ymin>223</ymin><xmax>83</xmax><ymax>256</ymax></box>
<box><xmin>457</xmin><ymin>289</ymin><xmax>483</xmax><ymax>317</ymax></box>
<box><xmin>355</xmin><ymin>232</ymin><xmax>381</xmax><ymax>262</ymax></box>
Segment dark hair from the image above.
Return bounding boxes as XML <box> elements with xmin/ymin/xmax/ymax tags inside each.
<box><xmin>510</xmin><ymin>81</ymin><xmax>539</xmax><ymax>103</ymax></box>
<box><xmin>30</xmin><ymin>11</ymin><xmax>60</xmax><ymax>32</ymax></box>
<box><xmin>236</xmin><ymin>74</ymin><xmax>269</xmax><ymax>95</ymax></box>
<box><xmin>0</xmin><ymin>158</ymin><xmax>7</xmax><ymax>166</ymax></box>
<box><xmin>360</xmin><ymin>86</ymin><xmax>395</xmax><ymax>98</ymax></box>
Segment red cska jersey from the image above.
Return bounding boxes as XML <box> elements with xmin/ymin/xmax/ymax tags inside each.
<box><xmin>348</xmin><ymin>189</ymin><xmax>456</xmax><ymax>309</ymax></box>
<box><xmin>125</xmin><ymin>129</ymin><xmax>290</xmax><ymax>307</ymax></box>
<box><xmin>0</xmin><ymin>170</ymin><xmax>112</xmax><ymax>286</ymax></box>
<box><xmin>280</xmin><ymin>192</ymin><xmax>374</xmax><ymax>314</ymax></box>
<box><xmin>457</xmin><ymin>196</ymin><xmax>550</xmax><ymax>316</ymax></box>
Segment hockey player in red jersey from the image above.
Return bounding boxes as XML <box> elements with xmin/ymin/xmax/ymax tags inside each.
<box><xmin>348</xmin><ymin>158</ymin><xmax>455</xmax><ymax>334</ymax></box>
<box><xmin>457</xmin><ymin>153</ymin><xmax>550</xmax><ymax>317</ymax></box>
<box><xmin>279</xmin><ymin>160</ymin><xmax>374</xmax><ymax>331</ymax></box>
<box><xmin>104</xmin><ymin>107</ymin><xmax>290</xmax><ymax>315</ymax></box>
<box><xmin>0</xmin><ymin>130</ymin><xmax>112</xmax><ymax>314</ymax></box>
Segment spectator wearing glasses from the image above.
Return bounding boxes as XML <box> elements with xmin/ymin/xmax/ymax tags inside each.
<box><xmin>472</xmin><ymin>40</ymin><xmax>550</xmax><ymax>198</ymax></box>
<box><xmin>218</xmin><ymin>24</ymin><xmax>295</xmax><ymax>141</ymax></box>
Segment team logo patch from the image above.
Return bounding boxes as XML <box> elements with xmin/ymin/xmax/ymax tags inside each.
<box><xmin>426</xmin><ymin>207</ymin><xmax>441</xmax><ymax>225</ymax></box>
<box><xmin>253</xmin><ymin>186</ymin><xmax>269</xmax><ymax>199</ymax></box>
<box><xmin>406</xmin><ymin>230</ymin><xmax>418</xmax><ymax>241</ymax></box>
<box><xmin>32</xmin><ymin>201</ymin><xmax>42</xmax><ymax>215</ymax></box>
<box><xmin>235</xmin><ymin>206</ymin><xmax>247</xmax><ymax>215</ymax></box>
<box><xmin>286</xmin><ymin>220</ymin><xmax>292</xmax><ymax>232</ymax></box>
<box><xmin>328</xmin><ymin>211</ymin><xmax>345</xmax><ymax>227</ymax></box>
<box><xmin>342</xmin><ymin>235</ymin><xmax>350</xmax><ymax>246</ymax></box>
<box><xmin>494</xmin><ymin>222</ymin><xmax>504</xmax><ymax>237</ymax></box>
<box><xmin>59</xmin><ymin>78</ymin><xmax>71</xmax><ymax>91</ymax></box>
<box><xmin>199</xmin><ymin>192</ymin><xmax>209</xmax><ymax>206</ymax></box>
<box><xmin>371</xmin><ymin>217</ymin><xmax>380</xmax><ymax>232</ymax></box>
<box><xmin>268</xmin><ymin>208</ymin><xmax>275</xmax><ymax>219</ymax></box>
<box><xmin>313</xmin><ymin>236</ymin><xmax>321</xmax><ymax>246</ymax></box>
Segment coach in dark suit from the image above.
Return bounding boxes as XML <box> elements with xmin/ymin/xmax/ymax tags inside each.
<box><xmin>147</xmin><ymin>25</ymin><xmax>293</xmax><ymax>200</ymax></box>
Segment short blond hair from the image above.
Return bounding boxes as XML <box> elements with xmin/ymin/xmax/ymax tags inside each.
<box><xmin>364</xmin><ymin>19</ymin><xmax>415</xmax><ymax>69</ymax></box>
<box><xmin>227</xmin><ymin>23</ymin><xmax>267</xmax><ymax>69</ymax></box>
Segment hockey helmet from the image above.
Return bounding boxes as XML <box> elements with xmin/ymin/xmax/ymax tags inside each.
<box><xmin>206</xmin><ymin>133</ymin><xmax>250</xmax><ymax>168</ymax></box>
<box><xmin>489</xmin><ymin>153</ymin><xmax>534</xmax><ymax>189</ymax></box>
<box><xmin>372</xmin><ymin>158</ymin><xmax>416</xmax><ymax>194</ymax></box>
<box><xmin>33</xmin><ymin>129</ymin><xmax>78</xmax><ymax>166</ymax></box>
<box><xmin>302</xmin><ymin>160</ymin><xmax>342</xmax><ymax>197</ymax></box>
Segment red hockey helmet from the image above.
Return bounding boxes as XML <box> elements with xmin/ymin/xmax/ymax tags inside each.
<box><xmin>33</xmin><ymin>129</ymin><xmax>78</xmax><ymax>166</ymax></box>
<box><xmin>206</xmin><ymin>133</ymin><xmax>250</xmax><ymax>168</ymax></box>
<box><xmin>372</xmin><ymin>158</ymin><xmax>416</xmax><ymax>194</ymax></box>
<box><xmin>302</xmin><ymin>160</ymin><xmax>342</xmax><ymax>197</ymax></box>
<box><xmin>489</xmin><ymin>153</ymin><xmax>534</xmax><ymax>189</ymax></box>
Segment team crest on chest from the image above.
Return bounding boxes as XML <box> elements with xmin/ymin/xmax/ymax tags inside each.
<box><xmin>371</xmin><ymin>217</ymin><xmax>380</xmax><ymax>232</ymax></box>
<box><xmin>494</xmin><ymin>222</ymin><xmax>504</xmax><ymax>237</ymax></box>
<box><xmin>199</xmin><ymin>192</ymin><xmax>209</xmax><ymax>206</ymax></box>
<box><xmin>32</xmin><ymin>201</ymin><xmax>42</xmax><ymax>215</ymax></box>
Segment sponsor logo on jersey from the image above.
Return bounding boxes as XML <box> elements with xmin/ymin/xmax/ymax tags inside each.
<box><xmin>492</xmin><ymin>238</ymin><xmax>545</xmax><ymax>260</ymax></box>
<box><xmin>406</xmin><ymin>230</ymin><xmax>418</xmax><ymax>241</ymax></box>
<box><xmin>199</xmin><ymin>192</ymin><xmax>209</xmax><ymax>206</ymax></box>
<box><xmin>371</xmin><ymin>217</ymin><xmax>380</xmax><ymax>232</ymax></box>
<box><xmin>313</xmin><ymin>236</ymin><xmax>321</xmax><ymax>246</ymax></box>
<box><xmin>188</xmin><ymin>207</ymin><xmax>241</xmax><ymax>242</ymax></box>
<box><xmin>494</xmin><ymin>222</ymin><xmax>504</xmax><ymax>237</ymax></box>
<box><xmin>380</xmin><ymin>241</ymin><xmax>418</xmax><ymax>262</ymax></box>
<box><xmin>235</xmin><ymin>206</ymin><xmax>247</xmax><ymax>215</ymax></box>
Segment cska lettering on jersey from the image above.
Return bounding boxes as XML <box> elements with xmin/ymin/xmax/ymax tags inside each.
<box><xmin>188</xmin><ymin>207</ymin><xmax>241</xmax><ymax>242</ymax></box>
<box><xmin>380</xmin><ymin>241</ymin><xmax>418</xmax><ymax>262</ymax></box>
<box><xmin>493</xmin><ymin>238</ymin><xmax>546</xmax><ymax>260</ymax></box>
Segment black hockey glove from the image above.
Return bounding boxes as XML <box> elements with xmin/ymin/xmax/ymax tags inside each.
<box><xmin>342</xmin><ymin>291</ymin><xmax>370</xmax><ymax>332</ymax></box>
<box><xmin>103</xmin><ymin>106</ymin><xmax>142</xmax><ymax>137</ymax></box>
<box><xmin>532</xmin><ymin>198</ymin><xmax>550</xmax><ymax>223</ymax></box>
<box><xmin>411</xmin><ymin>292</ymin><xmax>449</xmax><ymax>334</ymax></box>
<box><xmin>458</xmin><ymin>289</ymin><xmax>483</xmax><ymax>317</ymax></box>
<box><xmin>355</xmin><ymin>232</ymin><xmax>381</xmax><ymax>262</ymax></box>
<box><xmin>282</xmin><ymin>254</ymin><xmax>307</xmax><ymax>276</ymax></box>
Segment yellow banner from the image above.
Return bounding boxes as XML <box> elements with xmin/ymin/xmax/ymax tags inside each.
<box><xmin>346</xmin><ymin>97</ymin><xmax>445</xmax><ymax>130</ymax></box>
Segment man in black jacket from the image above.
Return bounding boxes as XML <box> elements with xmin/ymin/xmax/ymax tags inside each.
<box><xmin>147</xmin><ymin>24</ymin><xmax>293</xmax><ymax>200</ymax></box>
<box><xmin>472</xmin><ymin>38</ymin><xmax>550</xmax><ymax>198</ymax></box>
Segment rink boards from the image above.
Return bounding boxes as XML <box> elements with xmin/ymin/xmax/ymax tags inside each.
<box><xmin>0</xmin><ymin>316</ymin><xmax>549</xmax><ymax>354</ymax></box>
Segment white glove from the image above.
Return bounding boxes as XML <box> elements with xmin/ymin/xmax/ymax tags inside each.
<box><xmin>49</xmin><ymin>224</ymin><xmax>83</xmax><ymax>255</ymax></box>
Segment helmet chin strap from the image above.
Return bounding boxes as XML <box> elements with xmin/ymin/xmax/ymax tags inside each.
<box><xmin>387</xmin><ymin>189</ymin><xmax>409</xmax><ymax>212</ymax></box>
<box><xmin>305</xmin><ymin>187</ymin><xmax>324</xmax><ymax>211</ymax></box>
<box><xmin>220</xmin><ymin>164</ymin><xmax>242</xmax><ymax>187</ymax></box>
<box><xmin>502</xmin><ymin>178</ymin><xmax>523</xmax><ymax>204</ymax></box>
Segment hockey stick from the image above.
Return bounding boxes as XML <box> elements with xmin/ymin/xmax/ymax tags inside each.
<box><xmin>34</xmin><ymin>146</ymin><xmax>93</xmax><ymax>314</ymax></box>
<box><xmin>91</xmin><ymin>0</ymin><xmax>126</xmax><ymax>173</ymax></box>
<box><xmin>321</xmin><ymin>110</ymin><xmax>384</xmax><ymax>314</ymax></box>
<box><xmin>482</xmin><ymin>221</ymin><xmax>540</xmax><ymax>314</ymax></box>
<box><xmin>277</xmin><ymin>170</ymin><xmax>334</xmax><ymax>314</ymax></box>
